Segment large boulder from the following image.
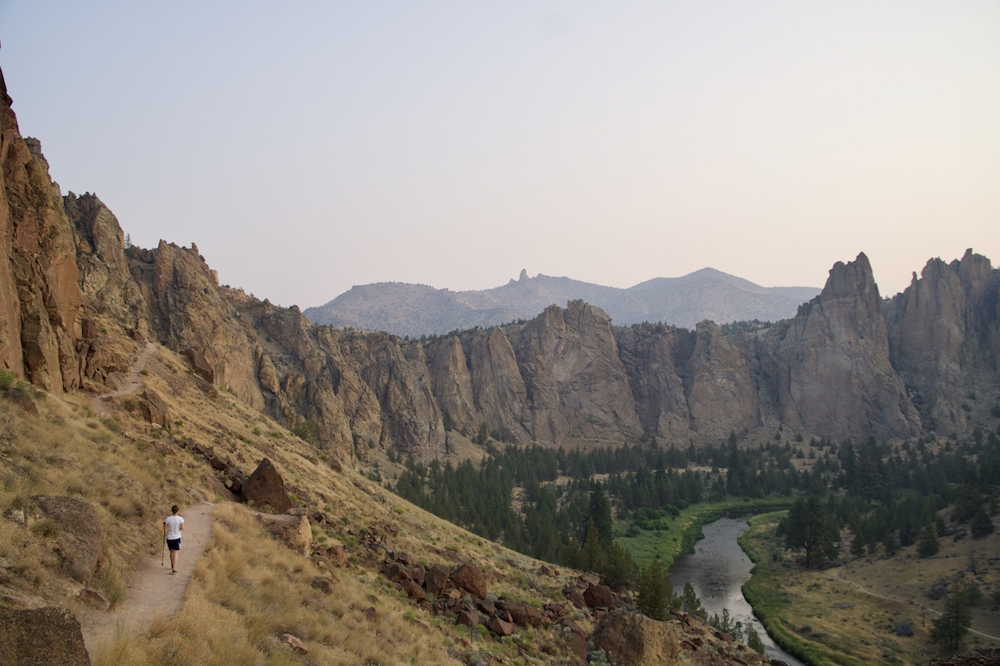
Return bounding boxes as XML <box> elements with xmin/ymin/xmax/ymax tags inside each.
<box><xmin>584</xmin><ymin>584</ymin><xmax>616</xmax><ymax>610</ymax></box>
<box><xmin>425</xmin><ymin>563</ymin><xmax>450</xmax><ymax>595</ymax></box>
<box><xmin>450</xmin><ymin>562</ymin><xmax>487</xmax><ymax>599</ymax></box>
<box><xmin>592</xmin><ymin>611</ymin><xmax>681</xmax><ymax>666</ymax></box>
<box><xmin>139</xmin><ymin>388</ymin><xmax>169</xmax><ymax>427</ymax></box>
<box><xmin>0</xmin><ymin>606</ymin><xmax>91</xmax><ymax>665</ymax></box>
<box><xmin>242</xmin><ymin>458</ymin><xmax>292</xmax><ymax>513</ymax></box>
<box><xmin>32</xmin><ymin>495</ymin><xmax>104</xmax><ymax>583</ymax></box>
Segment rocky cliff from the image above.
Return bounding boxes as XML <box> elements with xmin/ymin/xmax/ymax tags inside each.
<box><xmin>2</xmin><ymin>63</ymin><xmax>998</xmax><ymax>467</ymax></box>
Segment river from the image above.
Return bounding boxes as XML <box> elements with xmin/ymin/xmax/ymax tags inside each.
<box><xmin>669</xmin><ymin>517</ymin><xmax>805</xmax><ymax>666</ymax></box>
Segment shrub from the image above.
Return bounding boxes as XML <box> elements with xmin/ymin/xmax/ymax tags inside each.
<box><xmin>0</xmin><ymin>369</ymin><xmax>16</xmax><ymax>390</ymax></box>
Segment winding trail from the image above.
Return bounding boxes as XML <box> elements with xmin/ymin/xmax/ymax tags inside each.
<box><xmin>81</xmin><ymin>502</ymin><xmax>215</xmax><ymax>654</ymax></box>
<box><xmin>91</xmin><ymin>341</ymin><xmax>157</xmax><ymax>418</ymax></box>
<box><xmin>828</xmin><ymin>567</ymin><xmax>1000</xmax><ymax>642</ymax></box>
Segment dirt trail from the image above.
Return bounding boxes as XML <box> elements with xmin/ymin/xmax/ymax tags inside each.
<box><xmin>81</xmin><ymin>502</ymin><xmax>215</xmax><ymax>654</ymax></box>
<box><xmin>91</xmin><ymin>341</ymin><xmax>157</xmax><ymax>418</ymax></box>
<box><xmin>829</xmin><ymin>567</ymin><xmax>1000</xmax><ymax>642</ymax></box>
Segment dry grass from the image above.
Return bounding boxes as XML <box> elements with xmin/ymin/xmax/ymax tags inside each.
<box><xmin>742</xmin><ymin>511</ymin><xmax>1000</xmax><ymax>665</ymax></box>
<box><xmin>5</xmin><ymin>341</ymin><xmax>590</xmax><ymax>664</ymax></box>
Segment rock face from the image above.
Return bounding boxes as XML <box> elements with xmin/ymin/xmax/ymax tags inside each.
<box><xmin>0</xmin><ymin>606</ymin><xmax>91</xmax><ymax>666</ymax></box>
<box><xmin>2</xmin><ymin>63</ymin><xmax>999</xmax><ymax>457</ymax></box>
<box><xmin>760</xmin><ymin>253</ymin><xmax>921</xmax><ymax>442</ymax></box>
<box><xmin>885</xmin><ymin>250</ymin><xmax>1000</xmax><ymax>435</ymax></box>
<box><xmin>242</xmin><ymin>458</ymin><xmax>293</xmax><ymax>513</ymax></box>
<box><xmin>32</xmin><ymin>495</ymin><xmax>105</xmax><ymax>583</ymax></box>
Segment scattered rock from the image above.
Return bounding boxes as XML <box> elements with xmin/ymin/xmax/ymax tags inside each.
<box><xmin>2</xmin><ymin>508</ymin><xmax>25</xmax><ymax>525</ymax></box>
<box><xmin>487</xmin><ymin>614</ymin><xmax>516</xmax><ymax>637</ymax></box>
<box><xmin>32</xmin><ymin>496</ymin><xmax>105</xmax><ymax>583</ymax></box>
<box><xmin>499</xmin><ymin>600</ymin><xmax>544</xmax><ymax>627</ymax></box>
<box><xmin>584</xmin><ymin>584</ymin><xmax>615</xmax><ymax>610</ymax></box>
<box><xmin>451</xmin><ymin>563</ymin><xmax>488</xmax><ymax>599</ymax></box>
<box><xmin>242</xmin><ymin>458</ymin><xmax>292</xmax><ymax>513</ymax></box>
<box><xmin>456</xmin><ymin>608</ymin><xmax>478</xmax><ymax>628</ymax></box>
<box><xmin>363</xmin><ymin>606</ymin><xmax>376</xmax><ymax>621</ymax></box>
<box><xmin>280</xmin><ymin>633</ymin><xmax>307</xmax><ymax>654</ymax></box>
<box><xmin>425</xmin><ymin>563</ymin><xmax>450</xmax><ymax>595</ymax></box>
<box><xmin>310</xmin><ymin>576</ymin><xmax>334</xmax><ymax>594</ymax></box>
<box><xmin>401</xmin><ymin>579</ymin><xmax>426</xmax><ymax>602</ymax></box>
<box><xmin>327</xmin><ymin>540</ymin><xmax>346</xmax><ymax>567</ymax></box>
<box><xmin>78</xmin><ymin>588</ymin><xmax>110</xmax><ymax>611</ymax></box>
<box><xmin>0</xmin><ymin>606</ymin><xmax>91</xmax><ymax>665</ymax></box>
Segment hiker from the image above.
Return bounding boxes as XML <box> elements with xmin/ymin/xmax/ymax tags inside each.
<box><xmin>163</xmin><ymin>505</ymin><xmax>185</xmax><ymax>574</ymax></box>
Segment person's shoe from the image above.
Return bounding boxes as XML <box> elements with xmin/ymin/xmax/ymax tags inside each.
<box><xmin>171</xmin><ymin>569</ymin><xmax>177</xmax><ymax>574</ymax></box>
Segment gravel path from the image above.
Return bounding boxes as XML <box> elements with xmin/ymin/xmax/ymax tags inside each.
<box><xmin>81</xmin><ymin>502</ymin><xmax>215</xmax><ymax>654</ymax></box>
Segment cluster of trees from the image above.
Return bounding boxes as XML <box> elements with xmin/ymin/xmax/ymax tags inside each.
<box><xmin>391</xmin><ymin>421</ymin><xmax>1000</xmax><ymax>653</ymax></box>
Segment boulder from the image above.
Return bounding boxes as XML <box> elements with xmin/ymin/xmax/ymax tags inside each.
<box><xmin>500</xmin><ymin>600</ymin><xmax>545</xmax><ymax>627</ymax></box>
<box><xmin>486</xmin><ymin>614</ymin><xmax>516</xmax><ymax>637</ymax></box>
<box><xmin>78</xmin><ymin>588</ymin><xmax>110</xmax><ymax>611</ymax></box>
<box><xmin>592</xmin><ymin>611</ymin><xmax>681</xmax><ymax>666</ymax></box>
<box><xmin>139</xmin><ymin>388</ymin><xmax>169</xmax><ymax>427</ymax></box>
<box><xmin>32</xmin><ymin>496</ymin><xmax>105</xmax><ymax>583</ymax></box>
<box><xmin>4</xmin><ymin>387</ymin><xmax>38</xmax><ymax>416</ymax></box>
<box><xmin>280</xmin><ymin>633</ymin><xmax>307</xmax><ymax>654</ymax></box>
<box><xmin>584</xmin><ymin>584</ymin><xmax>615</xmax><ymax>610</ymax></box>
<box><xmin>310</xmin><ymin>576</ymin><xmax>334</xmax><ymax>594</ymax></box>
<box><xmin>0</xmin><ymin>606</ymin><xmax>91</xmax><ymax>665</ymax></box>
<box><xmin>425</xmin><ymin>563</ymin><xmax>450</xmax><ymax>595</ymax></box>
<box><xmin>327</xmin><ymin>539</ymin><xmax>346</xmax><ymax>567</ymax></box>
<box><xmin>256</xmin><ymin>513</ymin><xmax>311</xmax><ymax>555</ymax></box>
<box><xmin>242</xmin><ymin>458</ymin><xmax>292</xmax><ymax>513</ymax></box>
<box><xmin>456</xmin><ymin>608</ymin><xmax>478</xmax><ymax>628</ymax></box>
<box><xmin>450</xmin><ymin>562</ymin><xmax>487</xmax><ymax>599</ymax></box>
<box><xmin>401</xmin><ymin>579</ymin><xmax>426</xmax><ymax>602</ymax></box>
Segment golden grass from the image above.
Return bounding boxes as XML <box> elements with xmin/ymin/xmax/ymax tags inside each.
<box><xmin>741</xmin><ymin>511</ymin><xmax>1000</xmax><ymax>665</ymax></box>
<box><xmin>8</xmin><ymin>341</ymin><xmax>592</xmax><ymax>664</ymax></box>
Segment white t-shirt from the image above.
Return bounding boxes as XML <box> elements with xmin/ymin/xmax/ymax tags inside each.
<box><xmin>164</xmin><ymin>515</ymin><xmax>184</xmax><ymax>540</ymax></box>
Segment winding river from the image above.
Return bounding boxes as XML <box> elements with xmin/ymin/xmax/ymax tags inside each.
<box><xmin>669</xmin><ymin>517</ymin><xmax>804</xmax><ymax>666</ymax></box>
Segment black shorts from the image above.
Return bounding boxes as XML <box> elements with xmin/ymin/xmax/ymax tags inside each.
<box><xmin>167</xmin><ymin>538</ymin><xmax>181</xmax><ymax>551</ymax></box>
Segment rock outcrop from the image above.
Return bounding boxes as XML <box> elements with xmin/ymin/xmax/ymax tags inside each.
<box><xmin>760</xmin><ymin>253</ymin><xmax>921</xmax><ymax>442</ymax></box>
<box><xmin>242</xmin><ymin>458</ymin><xmax>293</xmax><ymax>513</ymax></box>
<box><xmin>2</xmin><ymin>62</ymin><xmax>999</xmax><ymax>460</ymax></box>
<box><xmin>885</xmin><ymin>250</ymin><xmax>1000</xmax><ymax>435</ymax></box>
<box><xmin>0</xmin><ymin>606</ymin><xmax>91</xmax><ymax>666</ymax></box>
<box><xmin>32</xmin><ymin>495</ymin><xmax>105</xmax><ymax>583</ymax></box>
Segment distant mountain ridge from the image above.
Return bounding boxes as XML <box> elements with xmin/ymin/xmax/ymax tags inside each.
<box><xmin>303</xmin><ymin>268</ymin><xmax>821</xmax><ymax>336</ymax></box>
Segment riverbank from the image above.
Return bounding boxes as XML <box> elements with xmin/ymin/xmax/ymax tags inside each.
<box><xmin>738</xmin><ymin>511</ymin><xmax>984</xmax><ymax>666</ymax></box>
<box><xmin>615</xmin><ymin>497</ymin><xmax>793</xmax><ymax>570</ymax></box>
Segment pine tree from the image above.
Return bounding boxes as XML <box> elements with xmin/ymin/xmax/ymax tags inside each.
<box><xmin>601</xmin><ymin>542</ymin><xmax>637</xmax><ymax>589</ymax></box>
<box><xmin>680</xmin><ymin>581</ymin><xmax>707</xmax><ymax>619</ymax></box>
<box><xmin>782</xmin><ymin>496</ymin><xmax>840</xmax><ymax>567</ymax></box>
<box><xmin>971</xmin><ymin>507</ymin><xmax>995</xmax><ymax>538</ymax></box>
<box><xmin>637</xmin><ymin>561</ymin><xmax>674</xmax><ymax>621</ymax></box>
<box><xmin>580</xmin><ymin>519</ymin><xmax>607</xmax><ymax>573</ymax></box>
<box><xmin>587</xmin><ymin>482</ymin><xmax>614</xmax><ymax>548</ymax></box>
<box><xmin>918</xmin><ymin>524</ymin><xmax>940</xmax><ymax>558</ymax></box>
<box><xmin>746</xmin><ymin>626</ymin><xmax>765</xmax><ymax>654</ymax></box>
<box><xmin>931</xmin><ymin>580</ymin><xmax>974</xmax><ymax>651</ymax></box>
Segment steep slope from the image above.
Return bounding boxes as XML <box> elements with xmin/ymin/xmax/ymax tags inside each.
<box><xmin>303</xmin><ymin>267</ymin><xmax>821</xmax><ymax>337</ymax></box>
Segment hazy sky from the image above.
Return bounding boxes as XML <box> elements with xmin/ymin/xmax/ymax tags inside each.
<box><xmin>2</xmin><ymin>2</ymin><xmax>998</xmax><ymax>308</ymax></box>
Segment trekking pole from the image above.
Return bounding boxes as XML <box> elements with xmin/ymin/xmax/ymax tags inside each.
<box><xmin>162</xmin><ymin>533</ymin><xmax>166</xmax><ymax>566</ymax></box>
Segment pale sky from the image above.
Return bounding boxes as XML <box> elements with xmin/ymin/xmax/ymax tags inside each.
<box><xmin>2</xmin><ymin>2</ymin><xmax>998</xmax><ymax>308</ymax></box>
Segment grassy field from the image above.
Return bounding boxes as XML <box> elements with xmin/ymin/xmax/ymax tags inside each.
<box><xmin>739</xmin><ymin>511</ymin><xmax>1000</xmax><ymax>666</ymax></box>
<box><xmin>614</xmin><ymin>496</ymin><xmax>794</xmax><ymax>570</ymax></box>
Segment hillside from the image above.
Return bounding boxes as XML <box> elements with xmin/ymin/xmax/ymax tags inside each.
<box><xmin>302</xmin><ymin>268</ymin><xmax>821</xmax><ymax>337</ymax></box>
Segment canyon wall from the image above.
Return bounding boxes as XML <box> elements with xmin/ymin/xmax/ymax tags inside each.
<box><xmin>3</xmin><ymin>65</ymin><xmax>998</xmax><ymax>467</ymax></box>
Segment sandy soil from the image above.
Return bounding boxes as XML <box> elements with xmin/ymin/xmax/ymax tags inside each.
<box><xmin>80</xmin><ymin>502</ymin><xmax>215</xmax><ymax>653</ymax></box>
